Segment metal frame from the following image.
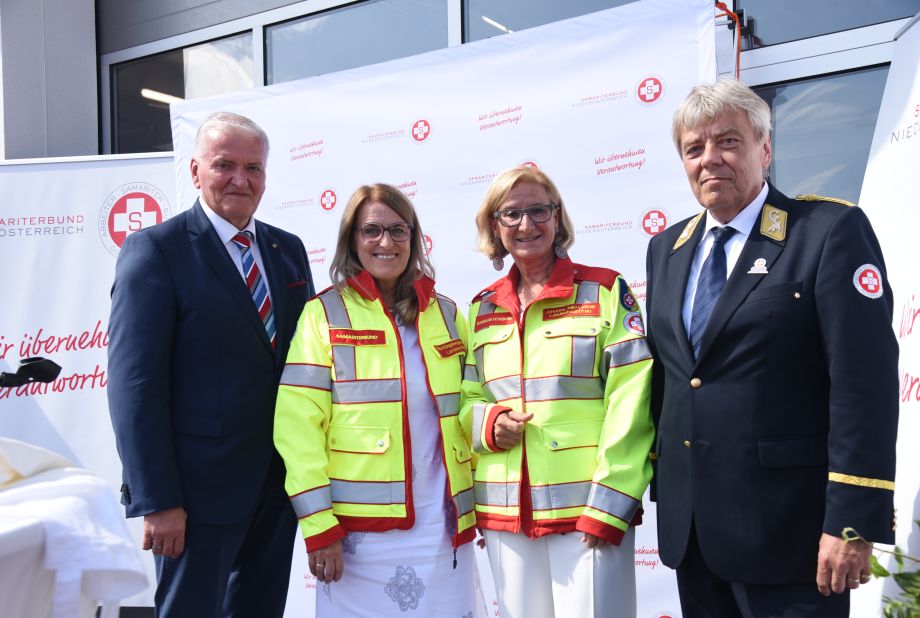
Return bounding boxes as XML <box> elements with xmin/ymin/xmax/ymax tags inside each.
<box><xmin>99</xmin><ymin>1</ymin><xmax>911</xmax><ymax>153</ymax></box>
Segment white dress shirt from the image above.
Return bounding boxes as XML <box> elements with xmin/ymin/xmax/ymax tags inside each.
<box><xmin>199</xmin><ymin>197</ymin><xmax>274</xmax><ymax>306</ymax></box>
<box><xmin>681</xmin><ymin>182</ymin><xmax>768</xmax><ymax>335</ymax></box>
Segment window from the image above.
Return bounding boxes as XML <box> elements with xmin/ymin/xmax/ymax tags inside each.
<box><xmin>266</xmin><ymin>0</ymin><xmax>447</xmax><ymax>85</ymax></box>
<box><xmin>463</xmin><ymin>0</ymin><xmax>632</xmax><ymax>42</ymax></box>
<box><xmin>737</xmin><ymin>0</ymin><xmax>920</xmax><ymax>49</ymax></box>
<box><xmin>111</xmin><ymin>32</ymin><xmax>253</xmax><ymax>153</ymax></box>
<box><xmin>755</xmin><ymin>65</ymin><xmax>889</xmax><ymax>204</ymax></box>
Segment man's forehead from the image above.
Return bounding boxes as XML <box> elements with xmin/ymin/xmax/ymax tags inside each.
<box><xmin>682</xmin><ymin>111</ymin><xmax>752</xmax><ymax>139</ymax></box>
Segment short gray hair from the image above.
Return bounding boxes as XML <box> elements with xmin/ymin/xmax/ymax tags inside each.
<box><xmin>672</xmin><ymin>79</ymin><xmax>772</xmax><ymax>151</ymax></box>
<box><xmin>194</xmin><ymin>111</ymin><xmax>269</xmax><ymax>156</ymax></box>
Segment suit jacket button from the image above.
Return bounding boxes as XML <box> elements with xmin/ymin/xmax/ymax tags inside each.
<box><xmin>690</xmin><ymin>377</ymin><xmax>702</xmax><ymax>388</ymax></box>
<box><xmin>683</xmin><ymin>440</ymin><xmax>691</xmax><ymax>448</ymax></box>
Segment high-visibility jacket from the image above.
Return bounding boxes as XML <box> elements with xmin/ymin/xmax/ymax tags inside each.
<box><xmin>274</xmin><ymin>271</ymin><xmax>476</xmax><ymax>551</ymax></box>
<box><xmin>460</xmin><ymin>257</ymin><xmax>654</xmax><ymax>545</ymax></box>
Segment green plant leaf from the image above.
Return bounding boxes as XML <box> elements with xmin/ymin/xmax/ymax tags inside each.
<box><xmin>893</xmin><ymin>571</ymin><xmax>920</xmax><ymax>597</ymax></box>
<box><xmin>872</xmin><ymin>555</ymin><xmax>892</xmax><ymax>578</ymax></box>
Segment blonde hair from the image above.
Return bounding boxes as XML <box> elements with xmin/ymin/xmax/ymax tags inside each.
<box><xmin>474</xmin><ymin>165</ymin><xmax>575</xmax><ymax>260</ymax></box>
<box><xmin>329</xmin><ymin>184</ymin><xmax>435</xmax><ymax>323</ymax></box>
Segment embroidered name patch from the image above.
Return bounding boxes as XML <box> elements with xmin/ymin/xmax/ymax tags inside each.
<box><xmin>542</xmin><ymin>303</ymin><xmax>600</xmax><ymax>321</ymax></box>
<box><xmin>853</xmin><ymin>264</ymin><xmax>884</xmax><ymax>299</ymax></box>
<box><xmin>434</xmin><ymin>339</ymin><xmax>466</xmax><ymax>358</ymax></box>
<box><xmin>474</xmin><ymin>312</ymin><xmax>515</xmax><ymax>331</ymax></box>
<box><xmin>330</xmin><ymin>329</ymin><xmax>386</xmax><ymax>345</ymax></box>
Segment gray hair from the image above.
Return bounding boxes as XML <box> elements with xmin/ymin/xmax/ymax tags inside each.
<box><xmin>194</xmin><ymin>111</ymin><xmax>270</xmax><ymax>156</ymax></box>
<box><xmin>672</xmin><ymin>79</ymin><xmax>772</xmax><ymax>152</ymax></box>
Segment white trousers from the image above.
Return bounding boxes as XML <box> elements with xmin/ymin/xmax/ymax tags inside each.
<box><xmin>484</xmin><ymin>527</ymin><xmax>636</xmax><ymax>618</ymax></box>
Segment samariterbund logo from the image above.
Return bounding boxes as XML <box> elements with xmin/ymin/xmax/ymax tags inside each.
<box><xmin>636</xmin><ymin>77</ymin><xmax>663</xmax><ymax>104</ymax></box>
<box><xmin>99</xmin><ymin>182</ymin><xmax>171</xmax><ymax>256</ymax></box>
<box><xmin>423</xmin><ymin>234</ymin><xmax>433</xmax><ymax>256</ymax></box>
<box><xmin>320</xmin><ymin>189</ymin><xmax>337</xmax><ymax>211</ymax></box>
<box><xmin>640</xmin><ymin>209</ymin><xmax>669</xmax><ymax>236</ymax></box>
<box><xmin>0</xmin><ymin>214</ymin><xmax>85</xmax><ymax>238</ymax></box>
<box><xmin>411</xmin><ymin>119</ymin><xmax>431</xmax><ymax>142</ymax></box>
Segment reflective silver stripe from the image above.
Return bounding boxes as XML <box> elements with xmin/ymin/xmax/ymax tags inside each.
<box><xmin>319</xmin><ymin>290</ymin><xmax>357</xmax><ymax>381</ymax></box>
<box><xmin>531</xmin><ymin>481</ymin><xmax>591</xmax><ymax>511</ymax></box>
<box><xmin>604</xmin><ymin>337</ymin><xmax>652</xmax><ymax>369</ymax></box>
<box><xmin>333</xmin><ymin>345</ymin><xmax>356</xmax><ymax>382</ymax></box>
<box><xmin>463</xmin><ymin>363</ymin><xmax>479</xmax><ymax>382</ymax></box>
<box><xmin>525</xmin><ymin>376</ymin><xmax>603</xmax><ymax>401</ymax></box>
<box><xmin>474</xmin><ymin>481</ymin><xmax>519</xmax><ymax>507</ymax></box>
<box><xmin>436</xmin><ymin>295</ymin><xmax>460</xmax><ymax>340</ymax></box>
<box><xmin>318</xmin><ymin>289</ymin><xmax>351</xmax><ymax>327</ymax></box>
<box><xmin>471</xmin><ymin>403</ymin><xmax>487</xmax><ymax>452</ymax></box>
<box><xmin>484</xmin><ymin>375</ymin><xmax>522</xmax><ymax>402</ymax></box>
<box><xmin>280</xmin><ymin>363</ymin><xmax>332</xmax><ymax>390</ymax></box>
<box><xmin>575</xmin><ymin>281</ymin><xmax>600</xmax><ymax>304</ymax></box>
<box><xmin>332</xmin><ymin>379</ymin><xmax>402</xmax><ymax>404</ymax></box>
<box><xmin>478</xmin><ymin>299</ymin><xmax>497</xmax><ymax>317</ymax></box>
<box><xmin>586</xmin><ymin>483</ymin><xmax>641</xmax><ymax>523</ymax></box>
<box><xmin>330</xmin><ymin>479</ymin><xmax>406</xmax><ymax>504</ymax></box>
<box><xmin>454</xmin><ymin>488</ymin><xmax>475</xmax><ymax>516</ymax></box>
<box><xmin>474</xmin><ymin>347</ymin><xmax>485</xmax><ymax>382</ymax></box>
<box><xmin>571</xmin><ymin>336</ymin><xmax>596</xmax><ymax>377</ymax></box>
<box><xmin>290</xmin><ymin>485</ymin><xmax>332</xmax><ymax>519</ymax></box>
<box><xmin>436</xmin><ymin>393</ymin><xmax>460</xmax><ymax>417</ymax></box>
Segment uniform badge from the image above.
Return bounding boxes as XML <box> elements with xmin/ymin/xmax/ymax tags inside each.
<box><xmin>760</xmin><ymin>204</ymin><xmax>787</xmax><ymax>242</ymax></box>
<box><xmin>620</xmin><ymin>289</ymin><xmax>637</xmax><ymax>310</ymax></box>
<box><xmin>673</xmin><ymin>212</ymin><xmax>704</xmax><ymax>250</ymax></box>
<box><xmin>623</xmin><ymin>311</ymin><xmax>645</xmax><ymax>335</ymax></box>
<box><xmin>747</xmin><ymin>258</ymin><xmax>769</xmax><ymax>274</ymax></box>
<box><xmin>434</xmin><ymin>339</ymin><xmax>465</xmax><ymax>358</ymax></box>
<box><xmin>853</xmin><ymin>264</ymin><xmax>884</xmax><ymax>299</ymax></box>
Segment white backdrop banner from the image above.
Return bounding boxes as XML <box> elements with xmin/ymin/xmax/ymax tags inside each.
<box><xmin>0</xmin><ymin>153</ymin><xmax>176</xmax><ymax>606</ymax></box>
<box><xmin>856</xmin><ymin>13</ymin><xmax>920</xmax><ymax>618</ymax></box>
<box><xmin>170</xmin><ymin>0</ymin><xmax>714</xmax><ymax>616</ymax></box>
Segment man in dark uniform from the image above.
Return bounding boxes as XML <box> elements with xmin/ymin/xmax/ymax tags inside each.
<box><xmin>645</xmin><ymin>79</ymin><xmax>898</xmax><ymax>617</ymax></box>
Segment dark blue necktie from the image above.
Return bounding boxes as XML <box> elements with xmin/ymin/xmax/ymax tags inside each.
<box><xmin>689</xmin><ymin>226</ymin><xmax>736</xmax><ymax>359</ymax></box>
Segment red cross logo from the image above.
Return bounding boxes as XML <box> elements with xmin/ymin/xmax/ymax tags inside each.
<box><xmin>624</xmin><ymin>312</ymin><xmax>645</xmax><ymax>335</ymax></box>
<box><xmin>521</xmin><ymin>161</ymin><xmax>539</xmax><ymax>168</ymax></box>
<box><xmin>637</xmin><ymin>77</ymin><xmax>663</xmax><ymax>103</ymax></box>
<box><xmin>642</xmin><ymin>210</ymin><xmax>667</xmax><ymax>236</ymax></box>
<box><xmin>108</xmin><ymin>193</ymin><xmax>163</xmax><ymax>246</ymax></box>
<box><xmin>320</xmin><ymin>189</ymin><xmax>337</xmax><ymax>211</ymax></box>
<box><xmin>423</xmin><ymin>234</ymin><xmax>433</xmax><ymax>255</ymax></box>
<box><xmin>853</xmin><ymin>264</ymin><xmax>883</xmax><ymax>299</ymax></box>
<box><xmin>411</xmin><ymin>120</ymin><xmax>431</xmax><ymax>142</ymax></box>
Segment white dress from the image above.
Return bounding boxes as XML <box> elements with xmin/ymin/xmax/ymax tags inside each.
<box><xmin>315</xmin><ymin>320</ymin><xmax>475</xmax><ymax>617</ymax></box>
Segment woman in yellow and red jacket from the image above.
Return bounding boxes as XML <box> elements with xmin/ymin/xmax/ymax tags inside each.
<box><xmin>275</xmin><ymin>184</ymin><xmax>475</xmax><ymax>617</ymax></box>
<box><xmin>460</xmin><ymin>166</ymin><xmax>654</xmax><ymax>618</ymax></box>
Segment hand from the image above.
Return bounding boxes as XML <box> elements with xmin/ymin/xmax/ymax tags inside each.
<box><xmin>816</xmin><ymin>532</ymin><xmax>872</xmax><ymax>595</ymax></box>
<box><xmin>143</xmin><ymin>506</ymin><xmax>187</xmax><ymax>559</ymax></box>
<box><xmin>493</xmin><ymin>410</ymin><xmax>533</xmax><ymax>450</ymax></box>
<box><xmin>309</xmin><ymin>540</ymin><xmax>344</xmax><ymax>583</ymax></box>
<box><xmin>582</xmin><ymin>533</ymin><xmax>608</xmax><ymax>549</ymax></box>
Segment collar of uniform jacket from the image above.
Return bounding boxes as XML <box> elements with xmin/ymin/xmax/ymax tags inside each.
<box><xmin>485</xmin><ymin>256</ymin><xmax>576</xmax><ymax>317</ymax></box>
<box><xmin>346</xmin><ymin>269</ymin><xmax>437</xmax><ymax>309</ymax></box>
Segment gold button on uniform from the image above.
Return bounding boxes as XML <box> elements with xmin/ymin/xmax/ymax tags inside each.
<box><xmin>683</xmin><ymin>440</ymin><xmax>691</xmax><ymax>448</ymax></box>
<box><xmin>690</xmin><ymin>378</ymin><xmax>702</xmax><ymax>388</ymax></box>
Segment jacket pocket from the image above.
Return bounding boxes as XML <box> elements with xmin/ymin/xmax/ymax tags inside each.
<box><xmin>328</xmin><ymin>424</ymin><xmax>390</xmax><ymax>454</ymax></box>
<box><xmin>173</xmin><ymin>415</ymin><xmax>223</xmax><ymax>438</ymax></box>
<box><xmin>757</xmin><ymin>436</ymin><xmax>827</xmax><ymax>468</ymax></box>
<box><xmin>745</xmin><ymin>281</ymin><xmax>803</xmax><ymax>304</ymax></box>
<box><xmin>452</xmin><ymin>438</ymin><xmax>472</xmax><ymax>463</ymax></box>
<box><xmin>541</xmin><ymin>419</ymin><xmax>604</xmax><ymax>451</ymax></box>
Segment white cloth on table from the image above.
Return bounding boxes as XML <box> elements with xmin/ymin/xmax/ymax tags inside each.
<box><xmin>315</xmin><ymin>320</ymin><xmax>475</xmax><ymax>617</ymax></box>
<box><xmin>0</xmin><ymin>437</ymin><xmax>147</xmax><ymax>618</ymax></box>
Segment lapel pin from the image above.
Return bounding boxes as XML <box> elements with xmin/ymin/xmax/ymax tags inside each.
<box><xmin>747</xmin><ymin>258</ymin><xmax>768</xmax><ymax>274</ymax></box>
<box><xmin>272</xmin><ymin>242</ymin><xmax>278</xmax><ymax>248</ymax></box>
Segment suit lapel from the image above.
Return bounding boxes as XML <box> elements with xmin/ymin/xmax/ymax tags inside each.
<box><xmin>696</xmin><ymin>186</ymin><xmax>788</xmax><ymax>362</ymax></box>
<box><xmin>665</xmin><ymin>211</ymin><xmax>706</xmax><ymax>370</ymax></box>
<box><xmin>255</xmin><ymin>221</ymin><xmax>287</xmax><ymax>360</ymax></box>
<box><xmin>187</xmin><ymin>201</ymin><xmax>274</xmax><ymax>355</ymax></box>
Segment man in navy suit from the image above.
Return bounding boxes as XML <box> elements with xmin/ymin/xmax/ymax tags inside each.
<box><xmin>645</xmin><ymin>80</ymin><xmax>898</xmax><ymax>617</ymax></box>
<box><xmin>108</xmin><ymin>112</ymin><xmax>314</xmax><ymax>617</ymax></box>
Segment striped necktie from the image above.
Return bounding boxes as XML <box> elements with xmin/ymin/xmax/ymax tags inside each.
<box><xmin>231</xmin><ymin>232</ymin><xmax>276</xmax><ymax>347</ymax></box>
<box><xmin>689</xmin><ymin>226</ymin><xmax>736</xmax><ymax>359</ymax></box>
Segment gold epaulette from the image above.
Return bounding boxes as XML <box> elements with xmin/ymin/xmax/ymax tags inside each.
<box><xmin>795</xmin><ymin>194</ymin><xmax>855</xmax><ymax>207</ymax></box>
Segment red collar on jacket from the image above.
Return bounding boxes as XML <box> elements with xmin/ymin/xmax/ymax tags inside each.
<box><xmin>483</xmin><ymin>257</ymin><xmax>575</xmax><ymax>319</ymax></box>
<box><xmin>346</xmin><ymin>270</ymin><xmax>436</xmax><ymax>310</ymax></box>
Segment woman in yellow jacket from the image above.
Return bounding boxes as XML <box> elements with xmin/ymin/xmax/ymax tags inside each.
<box><xmin>275</xmin><ymin>184</ymin><xmax>476</xmax><ymax>617</ymax></box>
<box><xmin>461</xmin><ymin>166</ymin><xmax>655</xmax><ymax>618</ymax></box>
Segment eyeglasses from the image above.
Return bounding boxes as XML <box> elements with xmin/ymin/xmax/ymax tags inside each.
<box><xmin>357</xmin><ymin>222</ymin><xmax>413</xmax><ymax>243</ymax></box>
<box><xmin>493</xmin><ymin>204</ymin><xmax>557</xmax><ymax>228</ymax></box>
